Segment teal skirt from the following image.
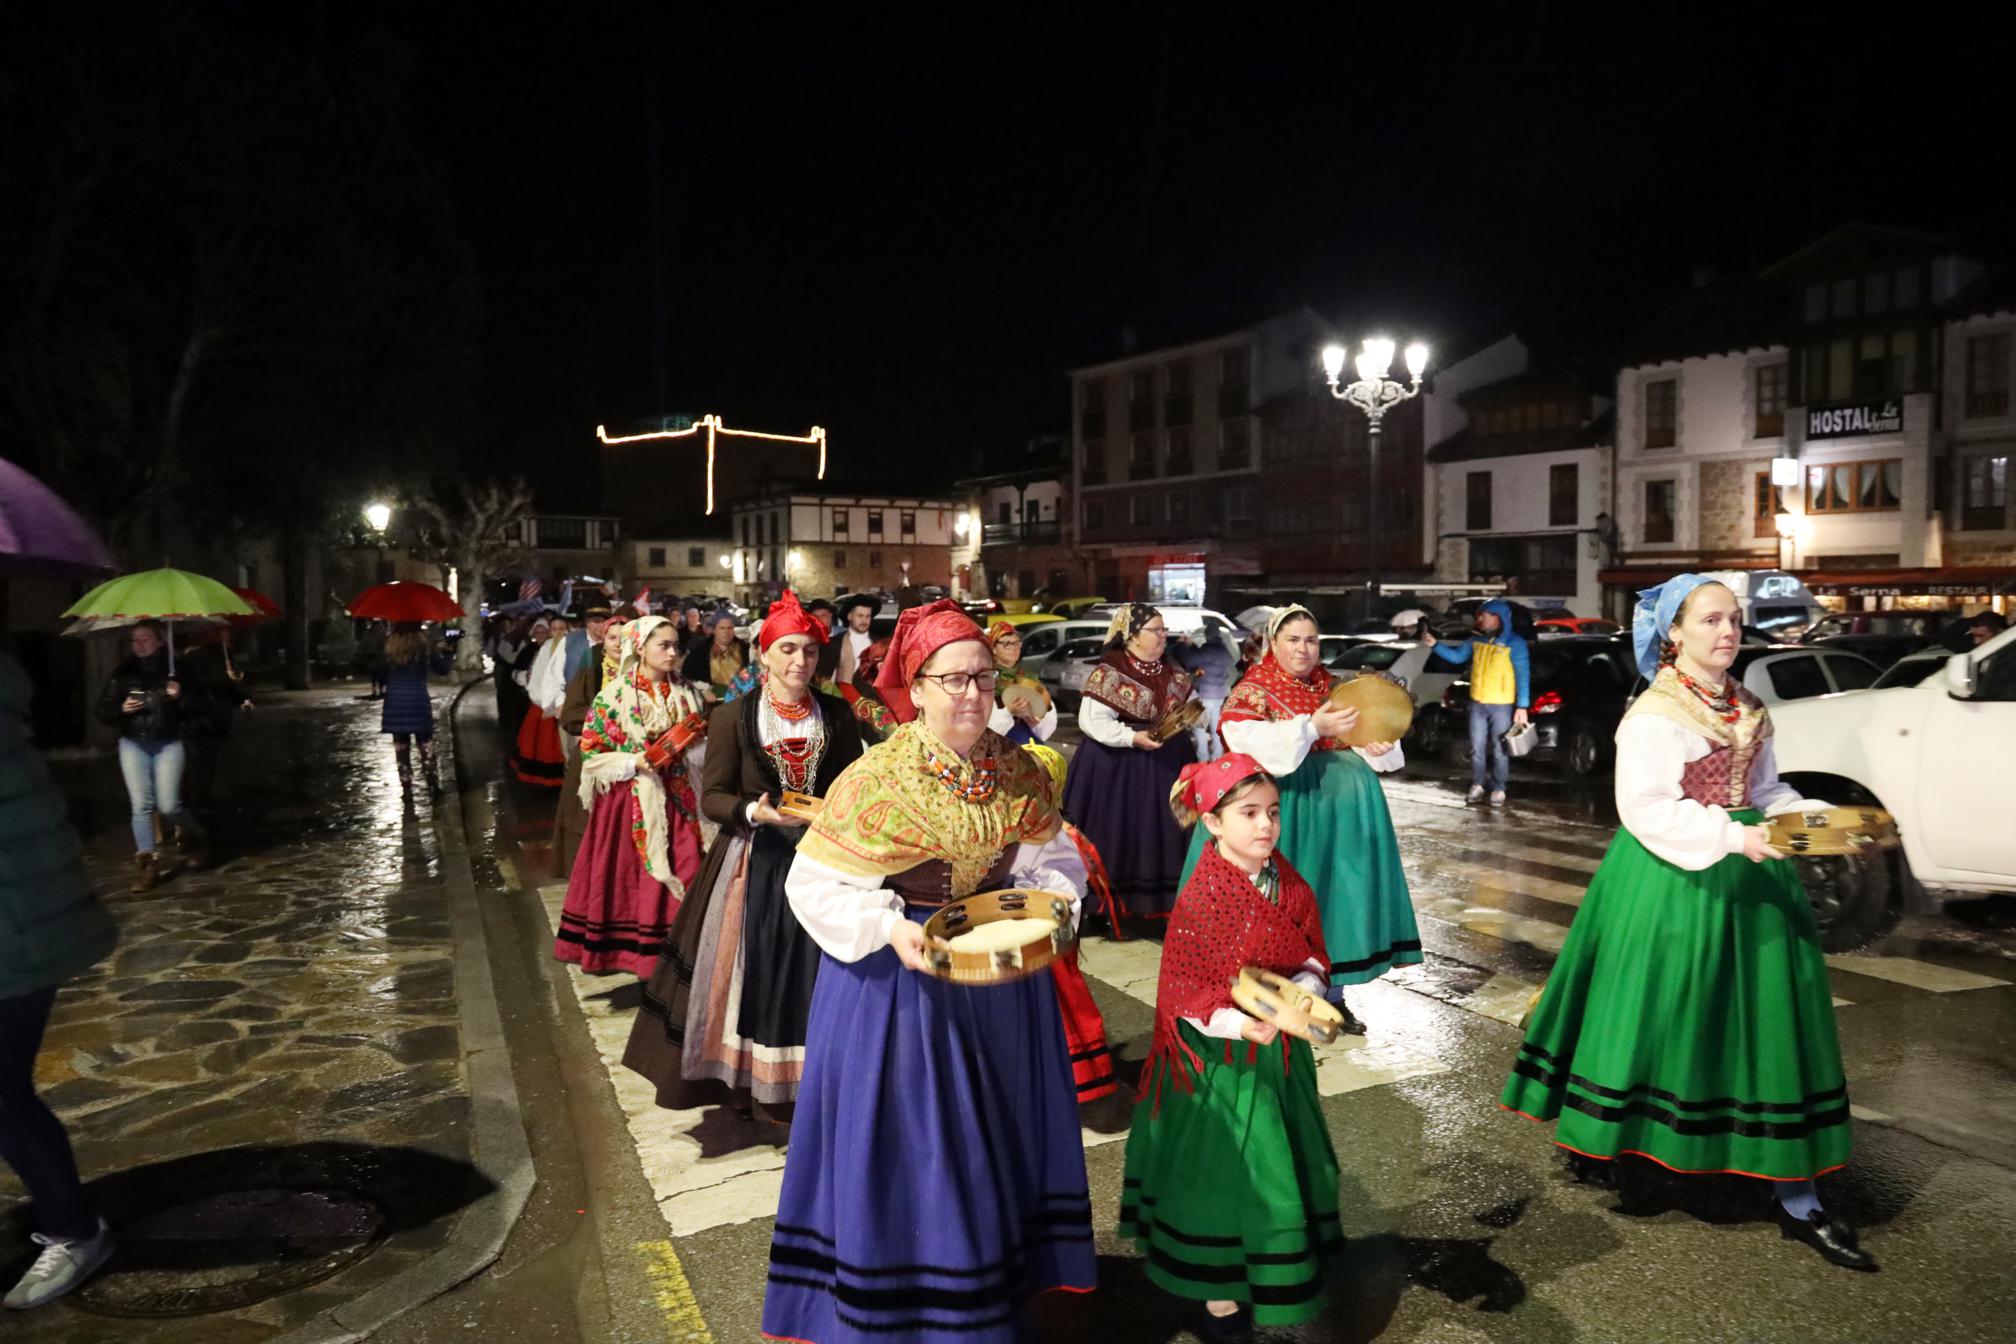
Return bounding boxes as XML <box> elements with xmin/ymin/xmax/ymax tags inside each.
<box><xmin>1180</xmin><ymin>749</ymin><xmax>1420</xmax><ymax>986</ymax></box>
<box><xmin>1500</xmin><ymin>811</ymin><xmax>1852</xmax><ymax>1179</ymax></box>
<box><xmin>1120</xmin><ymin>1024</ymin><xmax>1342</xmax><ymax>1325</ymax></box>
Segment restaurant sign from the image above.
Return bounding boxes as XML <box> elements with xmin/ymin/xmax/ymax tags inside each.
<box><xmin>1806</xmin><ymin>399</ymin><xmax>1903</xmax><ymax>440</ymax></box>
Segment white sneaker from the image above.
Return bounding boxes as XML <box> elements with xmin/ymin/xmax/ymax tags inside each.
<box><xmin>1489</xmin><ymin>790</ymin><xmax>1507</xmax><ymax>808</ymax></box>
<box><xmin>4</xmin><ymin>1219</ymin><xmax>114</xmax><ymax>1310</ymax></box>
<box><xmin>1466</xmin><ymin>786</ymin><xmax>1485</xmax><ymax>804</ymax></box>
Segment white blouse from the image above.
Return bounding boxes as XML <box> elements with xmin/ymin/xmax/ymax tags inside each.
<box><xmin>785</xmin><ymin>828</ymin><xmax>1087</xmax><ymax>963</ymax></box>
<box><xmin>987</xmin><ymin>700</ymin><xmax>1059</xmax><ymax>742</ymax></box>
<box><xmin>1612</xmin><ymin>715</ymin><xmax>1823</xmax><ymax>871</ymax></box>
<box><xmin>1219</xmin><ymin>715</ymin><xmax>1405</xmax><ymax>776</ymax></box>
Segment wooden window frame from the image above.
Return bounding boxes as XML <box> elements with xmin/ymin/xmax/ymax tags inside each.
<box><xmin>1961</xmin><ymin>454</ymin><xmax>2009</xmax><ymax>531</ymax></box>
<box><xmin>1643</xmin><ymin>479</ymin><xmax>1677</xmax><ymax>544</ymax></box>
<box><xmin>1804</xmin><ymin>459</ymin><xmax>1903</xmax><ymax>515</ymax></box>
<box><xmin>1966</xmin><ymin>332</ymin><xmax>2011</xmax><ymax>419</ymax></box>
<box><xmin>1548</xmin><ymin>462</ymin><xmax>1578</xmax><ymax>528</ymax></box>
<box><xmin>1752</xmin><ymin>471</ymin><xmax>1788</xmax><ymax>539</ymax></box>
<box><xmin>1465</xmin><ymin>471</ymin><xmax>1492</xmax><ymax>531</ymax></box>
<box><xmin>1643</xmin><ymin>379</ymin><xmax>1677</xmax><ymax>449</ymax></box>
<box><xmin>1754</xmin><ymin>362</ymin><xmax>1786</xmax><ymax>438</ymax></box>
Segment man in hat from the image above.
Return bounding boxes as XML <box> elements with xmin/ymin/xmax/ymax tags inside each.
<box><xmin>805</xmin><ymin>597</ymin><xmax>842</xmax><ymax>686</ymax></box>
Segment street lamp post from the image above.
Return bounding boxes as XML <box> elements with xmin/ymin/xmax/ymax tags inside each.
<box><xmin>1321</xmin><ymin>338</ymin><xmax>1429</xmax><ymax>620</ymax></box>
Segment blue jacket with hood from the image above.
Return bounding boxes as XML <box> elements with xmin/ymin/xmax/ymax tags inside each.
<box><xmin>1427</xmin><ymin>599</ymin><xmax>1531</xmax><ymax>708</ymax></box>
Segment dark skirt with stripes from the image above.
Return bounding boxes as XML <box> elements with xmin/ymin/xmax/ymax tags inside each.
<box><xmin>762</xmin><ymin>906</ymin><xmax>1097</xmax><ymax>1343</ymax></box>
<box><xmin>1061</xmin><ymin>735</ymin><xmax>1197</xmax><ymax>919</ymax></box>
<box><xmin>1500</xmin><ymin>811</ymin><xmax>1852</xmax><ymax>1180</ymax></box>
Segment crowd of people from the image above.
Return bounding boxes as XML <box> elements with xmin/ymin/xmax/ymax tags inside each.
<box><xmin>0</xmin><ymin>574</ymin><xmax>1891</xmax><ymax>1324</ymax></box>
<box><xmin>516</xmin><ymin>576</ymin><xmax>1879</xmax><ymax>1342</ymax></box>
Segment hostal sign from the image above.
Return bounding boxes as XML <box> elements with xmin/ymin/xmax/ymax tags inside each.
<box><xmin>1807</xmin><ymin>399</ymin><xmax>1903</xmax><ymax>440</ymax></box>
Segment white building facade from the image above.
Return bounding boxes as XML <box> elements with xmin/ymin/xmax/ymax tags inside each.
<box><xmin>730</xmin><ymin>491</ymin><xmax>959</xmax><ymax>604</ymax></box>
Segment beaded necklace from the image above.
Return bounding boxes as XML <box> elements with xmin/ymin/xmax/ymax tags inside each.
<box><xmin>1675</xmin><ymin>667</ymin><xmax>1741</xmax><ymax>724</ymax></box>
<box><xmin>1126</xmin><ymin>652</ymin><xmax>1164</xmax><ymax>678</ymax></box>
<box><xmin>923</xmin><ymin>745</ymin><xmax>999</xmax><ymax>804</ymax></box>
<box><xmin>768</xmin><ymin>688</ymin><xmax>814</xmax><ymax>722</ymax></box>
<box><xmin>760</xmin><ymin>690</ymin><xmax>827</xmax><ymax>792</ymax></box>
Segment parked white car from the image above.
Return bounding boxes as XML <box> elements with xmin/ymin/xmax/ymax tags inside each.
<box><xmin>1722</xmin><ymin>645</ymin><xmax>1881</xmax><ymax>704</ymax></box>
<box><xmin>1015</xmin><ymin>620</ymin><xmax>1109</xmax><ymax>678</ymax></box>
<box><xmin>1771</xmin><ymin>625</ymin><xmax>2016</xmax><ymax>950</ymax></box>
<box><xmin>1085</xmin><ymin>605</ymin><xmax>1244</xmax><ymax>661</ymax></box>
<box><xmin>1038</xmin><ymin>636</ymin><xmax>1109</xmax><ymax>704</ymax></box>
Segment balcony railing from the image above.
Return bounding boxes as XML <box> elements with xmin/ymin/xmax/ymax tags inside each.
<box><xmin>982</xmin><ymin>520</ymin><xmax>1062</xmax><ymax>546</ymax></box>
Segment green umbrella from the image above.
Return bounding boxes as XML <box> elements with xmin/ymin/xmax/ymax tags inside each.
<box><xmin>64</xmin><ymin>567</ymin><xmax>257</xmax><ymax>675</ymax></box>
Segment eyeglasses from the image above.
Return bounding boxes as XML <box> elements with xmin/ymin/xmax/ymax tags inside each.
<box><xmin>914</xmin><ymin>669</ymin><xmax>1001</xmax><ymax>695</ymax></box>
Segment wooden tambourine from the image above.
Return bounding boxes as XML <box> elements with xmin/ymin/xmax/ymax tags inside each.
<box><xmin>1325</xmin><ymin>673</ymin><xmax>1414</xmax><ymax>747</ymax></box>
<box><xmin>778</xmin><ymin>791</ymin><xmax>824</xmax><ymax>823</ymax></box>
<box><xmin>1000</xmin><ymin>680</ymin><xmax>1052</xmax><ymax>720</ymax></box>
<box><xmin>921</xmin><ymin>889</ymin><xmax>1074</xmax><ymax>984</ymax></box>
<box><xmin>1766</xmin><ymin>806</ymin><xmax>1900</xmax><ymax>857</ymax></box>
<box><xmin>1149</xmin><ymin>698</ymin><xmax>1205</xmax><ymax>743</ymax></box>
<box><xmin>1228</xmin><ymin>967</ymin><xmax>1348</xmax><ymax>1046</ymax></box>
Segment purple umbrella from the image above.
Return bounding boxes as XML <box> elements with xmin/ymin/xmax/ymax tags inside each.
<box><xmin>0</xmin><ymin>456</ymin><xmax>114</xmax><ymax>579</ymax></box>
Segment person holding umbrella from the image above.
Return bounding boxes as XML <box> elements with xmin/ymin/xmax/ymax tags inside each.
<box><xmin>95</xmin><ymin>622</ymin><xmax>201</xmax><ymax>890</ymax></box>
<box><xmin>381</xmin><ymin>623</ymin><xmax>453</xmax><ymax>801</ymax></box>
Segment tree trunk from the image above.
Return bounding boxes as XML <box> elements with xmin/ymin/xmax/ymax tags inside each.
<box><xmin>281</xmin><ymin>524</ymin><xmax>312</xmax><ymax>691</ymax></box>
<box><xmin>456</xmin><ymin>556</ymin><xmax>485</xmax><ymax>676</ymax></box>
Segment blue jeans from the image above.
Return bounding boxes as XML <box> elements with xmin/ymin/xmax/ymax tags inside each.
<box><xmin>1468</xmin><ymin>701</ymin><xmax>1513</xmax><ymax>792</ymax></box>
<box><xmin>118</xmin><ymin>737</ymin><xmax>186</xmax><ymax>853</ymax></box>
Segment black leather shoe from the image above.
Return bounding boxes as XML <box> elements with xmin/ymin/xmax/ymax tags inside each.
<box><xmin>1775</xmin><ymin>1205</ymin><xmax>1879</xmax><ymax>1272</ymax></box>
<box><xmin>1197</xmin><ymin>1304</ymin><xmax>1252</xmax><ymax>1342</ymax></box>
<box><xmin>1334</xmin><ymin>1001</ymin><xmax>1368</xmax><ymax>1036</ymax></box>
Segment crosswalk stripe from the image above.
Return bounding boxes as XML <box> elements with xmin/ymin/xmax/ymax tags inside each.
<box><xmin>1824</xmin><ymin>954</ymin><xmax>2011</xmax><ymax>993</ymax></box>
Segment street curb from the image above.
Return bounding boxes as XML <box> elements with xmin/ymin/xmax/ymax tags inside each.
<box><xmin>270</xmin><ymin>679</ymin><xmax>537</xmax><ymax>1344</ymax></box>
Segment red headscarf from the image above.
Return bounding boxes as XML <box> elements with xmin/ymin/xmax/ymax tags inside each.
<box><xmin>874</xmin><ymin>599</ymin><xmax>985</xmax><ymax>724</ymax></box>
<box><xmin>986</xmin><ymin>619</ymin><xmax>1017</xmax><ymax>645</ymax></box>
<box><xmin>758</xmin><ymin>589</ymin><xmax>830</xmax><ymax>652</ymax></box>
<box><xmin>1171</xmin><ymin>752</ymin><xmax>1270</xmax><ymax>823</ymax></box>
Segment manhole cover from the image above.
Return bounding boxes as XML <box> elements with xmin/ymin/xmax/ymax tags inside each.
<box><xmin>73</xmin><ymin>1187</ymin><xmax>388</xmax><ymax>1317</ymax></box>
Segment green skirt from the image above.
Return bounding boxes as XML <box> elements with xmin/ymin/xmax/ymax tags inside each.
<box><xmin>1499</xmin><ymin>810</ymin><xmax>1852</xmax><ymax>1179</ymax></box>
<box><xmin>1120</xmin><ymin>1024</ymin><xmax>1342</xmax><ymax>1325</ymax></box>
<box><xmin>1180</xmin><ymin>749</ymin><xmax>1420</xmax><ymax>986</ymax></box>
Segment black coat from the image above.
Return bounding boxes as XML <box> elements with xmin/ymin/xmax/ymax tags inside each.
<box><xmin>96</xmin><ymin>652</ymin><xmax>190</xmax><ymax>743</ymax></box>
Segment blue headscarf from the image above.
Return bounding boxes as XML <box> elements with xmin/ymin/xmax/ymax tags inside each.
<box><xmin>1632</xmin><ymin>573</ymin><xmax>1712</xmax><ymax>680</ymax></box>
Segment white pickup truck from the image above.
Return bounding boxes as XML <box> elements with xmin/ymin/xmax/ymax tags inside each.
<box><xmin>1770</xmin><ymin>623</ymin><xmax>2015</xmax><ymax>950</ymax></box>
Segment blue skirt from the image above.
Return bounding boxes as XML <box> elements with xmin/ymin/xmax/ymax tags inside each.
<box><xmin>762</xmin><ymin>907</ymin><xmax>1096</xmax><ymax>1344</ymax></box>
<box><xmin>1061</xmin><ymin>735</ymin><xmax>1196</xmax><ymax>918</ymax></box>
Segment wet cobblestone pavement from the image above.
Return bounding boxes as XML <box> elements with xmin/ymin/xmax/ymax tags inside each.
<box><xmin>1</xmin><ymin>687</ymin><xmax>492</xmax><ymax>1341</ymax></box>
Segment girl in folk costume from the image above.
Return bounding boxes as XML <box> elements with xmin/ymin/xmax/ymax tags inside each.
<box><xmin>553</xmin><ymin>617</ymin><xmax>709</xmax><ymax>976</ymax></box>
<box><xmin>1023</xmin><ymin>744</ymin><xmax>1127</xmax><ymax>1122</ymax></box>
<box><xmin>1122</xmin><ymin>754</ymin><xmax>1341</xmax><ymax>1341</ymax></box>
<box><xmin>1060</xmin><ymin>603</ymin><xmax>1198</xmax><ymax>919</ymax></box>
<box><xmin>512</xmin><ymin>613</ymin><xmax>569</xmax><ymax>787</ymax></box>
<box><xmin>1500</xmin><ymin>576</ymin><xmax>1874</xmax><ymax>1271</ymax></box>
<box><xmin>1182</xmin><ymin>606</ymin><xmax>1415</xmax><ymax>1035</ymax></box>
<box><xmin>986</xmin><ymin>620</ymin><xmax>1059</xmax><ymax>746</ymax></box>
<box><xmin>622</xmin><ymin>592</ymin><xmax>865</xmax><ymax>1122</ymax></box>
<box><xmin>764</xmin><ymin>601</ymin><xmax>1095</xmax><ymax>1344</ymax></box>
<box><xmin>552</xmin><ymin>613</ymin><xmax>627</xmax><ymax>878</ymax></box>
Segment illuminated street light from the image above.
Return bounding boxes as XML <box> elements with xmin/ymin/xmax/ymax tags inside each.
<box><xmin>1320</xmin><ymin>335</ymin><xmax>1429</xmax><ymax>618</ymax></box>
<box><xmin>364</xmin><ymin>501</ymin><xmax>393</xmax><ymax>533</ymax></box>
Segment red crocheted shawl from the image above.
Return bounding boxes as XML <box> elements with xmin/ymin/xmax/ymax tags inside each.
<box><xmin>1142</xmin><ymin>838</ymin><xmax>1328</xmax><ymax>1110</ymax></box>
<box><xmin>1219</xmin><ymin>653</ymin><xmax>1348</xmax><ymax>753</ymax></box>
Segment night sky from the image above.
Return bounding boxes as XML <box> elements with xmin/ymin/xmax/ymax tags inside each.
<box><xmin>375</xmin><ymin>10</ymin><xmax>2007</xmax><ymax>505</ymax></box>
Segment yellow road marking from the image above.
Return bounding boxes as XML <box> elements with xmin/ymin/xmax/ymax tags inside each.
<box><xmin>638</xmin><ymin>1239</ymin><xmax>715</xmax><ymax>1342</ymax></box>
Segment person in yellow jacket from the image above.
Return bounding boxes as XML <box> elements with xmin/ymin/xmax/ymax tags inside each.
<box><xmin>1423</xmin><ymin>599</ymin><xmax>1531</xmax><ymax>806</ymax></box>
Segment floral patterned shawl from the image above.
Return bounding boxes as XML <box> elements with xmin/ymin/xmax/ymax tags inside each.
<box><xmin>579</xmin><ymin>616</ymin><xmax>707</xmax><ymax>885</ymax></box>
<box><xmin>1219</xmin><ymin>653</ymin><xmax>1349</xmax><ymax>753</ymax></box>
<box><xmin>1080</xmin><ymin>649</ymin><xmax>1193</xmax><ymax>728</ymax></box>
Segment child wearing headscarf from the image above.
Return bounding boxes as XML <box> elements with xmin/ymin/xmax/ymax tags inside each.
<box><xmin>1121</xmin><ymin>752</ymin><xmax>1339</xmax><ymax>1341</ymax></box>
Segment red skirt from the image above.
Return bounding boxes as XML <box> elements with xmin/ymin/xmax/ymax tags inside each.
<box><xmin>513</xmin><ymin>703</ymin><xmax>565</xmax><ymax>787</ymax></box>
<box><xmin>555</xmin><ymin>782</ymin><xmax>703</xmax><ymax>976</ymax></box>
<box><xmin>1054</xmin><ymin>944</ymin><xmax>1118</xmax><ymax>1102</ymax></box>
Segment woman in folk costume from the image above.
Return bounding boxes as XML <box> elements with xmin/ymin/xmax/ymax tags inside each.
<box><xmin>1022</xmin><ymin>743</ymin><xmax>1126</xmax><ymax>1122</ymax></box>
<box><xmin>512</xmin><ymin>613</ymin><xmax>569</xmax><ymax>787</ymax></box>
<box><xmin>986</xmin><ymin>620</ymin><xmax>1058</xmax><ymax>746</ymax></box>
<box><xmin>848</xmin><ymin>637</ymin><xmax>898</xmax><ymax>742</ymax></box>
<box><xmin>1122</xmin><ymin>754</ymin><xmax>1341</xmax><ymax>1342</ymax></box>
<box><xmin>1500</xmin><ymin>576</ymin><xmax>1873</xmax><ymax>1271</ymax></box>
<box><xmin>1182</xmin><ymin>605</ymin><xmax>1414</xmax><ymax>1035</ymax></box>
<box><xmin>622</xmin><ymin>592</ymin><xmax>865</xmax><ymax>1122</ymax></box>
<box><xmin>763</xmin><ymin>601</ymin><xmax>1095</xmax><ymax>1344</ymax></box>
<box><xmin>552</xmin><ymin>617</ymin><xmax>626</xmax><ymax>878</ymax></box>
<box><xmin>552</xmin><ymin>616</ymin><xmax>709</xmax><ymax>976</ymax></box>
<box><xmin>1060</xmin><ymin>603</ymin><xmax>1198</xmax><ymax>919</ymax></box>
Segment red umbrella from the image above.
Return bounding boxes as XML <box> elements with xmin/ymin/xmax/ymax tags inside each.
<box><xmin>348</xmin><ymin>580</ymin><xmax>463</xmax><ymax>623</ymax></box>
<box><xmin>228</xmin><ymin>586</ymin><xmax>282</xmax><ymax>627</ymax></box>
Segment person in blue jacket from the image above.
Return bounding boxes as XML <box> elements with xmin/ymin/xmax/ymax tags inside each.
<box><xmin>1422</xmin><ymin>599</ymin><xmax>1530</xmax><ymax>806</ymax></box>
